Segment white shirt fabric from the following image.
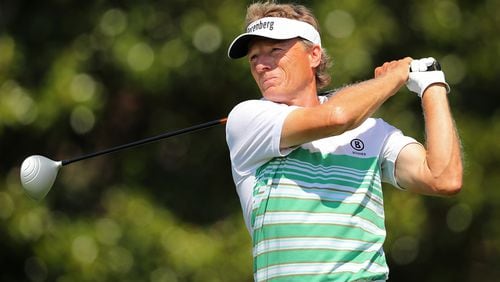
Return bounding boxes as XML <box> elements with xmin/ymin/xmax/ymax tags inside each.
<box><xmin>226</xmin><ymin>96</ymin><xmax>419</xmax><ymax>232</ymax></box>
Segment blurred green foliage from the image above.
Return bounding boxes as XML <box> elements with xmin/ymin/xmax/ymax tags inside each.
<box><xmin>1</xmin><ymin>0</ymin><xmax>499</xmax><ymax>281</ymax></box>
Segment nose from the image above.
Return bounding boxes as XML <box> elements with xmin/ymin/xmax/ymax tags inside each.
<box><xmin>254</xmin><ymin>55</ymin><xmax>274</xmax><ymax>74</ymax></box>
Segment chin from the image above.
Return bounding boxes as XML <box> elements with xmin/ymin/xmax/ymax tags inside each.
<box><xmin>262</xmin><ymin>87</ymin><xmax>287</xmax><ymax>102</ymax></box>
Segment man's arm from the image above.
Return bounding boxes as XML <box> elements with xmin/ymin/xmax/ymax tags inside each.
<box><xmin>395</xmin><ymin>85</ymin><xmax>463</xmax><ymax>195</ymax></box>
<box><xmin>281</xmin><ymin>57</ymin><xmax>412</xmax><ymax>149</ymax></box>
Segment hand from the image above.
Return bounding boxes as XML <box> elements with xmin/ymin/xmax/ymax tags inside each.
<box><xmin>406</xmin><ymin>57</ymin><xmax>450</xmax><ymax>97</ymax></box>
<box><xmin>374</xmin><ymin>57</ymin><xmax>413</xmax><ymax>87</ymax></box>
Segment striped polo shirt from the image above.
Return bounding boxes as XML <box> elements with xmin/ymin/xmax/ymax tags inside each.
<box><xmin>226</xmin><ymin>98</ymin><xmax>418</xmax><ymax>281</ymax></box>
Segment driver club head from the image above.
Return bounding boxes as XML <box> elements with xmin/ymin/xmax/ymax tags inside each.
<box><xmin>20</xmin><ymin>155</ymin><xmax>62</xmax><ymax>201</ymax></box>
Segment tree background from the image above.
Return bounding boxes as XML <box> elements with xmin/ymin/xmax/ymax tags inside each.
<box><xmin>1</xmin><ymin>0</ymin><xmax>499</xmax><ymax>281</ymax></box>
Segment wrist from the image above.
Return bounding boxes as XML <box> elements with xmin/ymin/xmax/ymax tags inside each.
<box><xmin>421</xmin><ymin>84</ymin><xmax>449</xmax><ymax>99</ymax></box>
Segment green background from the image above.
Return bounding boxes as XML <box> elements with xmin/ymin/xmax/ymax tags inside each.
<box><xmin>1</xmin><ymin>0</ymin><xmax>499</xmax><ymax>281</ymax></box>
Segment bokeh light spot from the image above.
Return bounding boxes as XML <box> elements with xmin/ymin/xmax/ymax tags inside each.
<box><xmin>434</xmin><ymin>1</ymin><xmax>462</xmax><ymax>29</ymax></box>
<box><xmin>70</xmin><ymin>106</ymin><xmax>95</xmax><ymax>134</ymax></box>
<box><xmin>95</xmin><ymin>218</ymin><xmax>122</xmax><ymax>245</ymax></box>
<box><xmin>193</xmin><ymin>23</ymin><xmax>222</xmax><ymax>53</ymax></box>
<box><xmin>127</xmin><ymin>42</ymin><xmax>155</xmax><ymax>71</ymax></box>
<box><xmin>1</xmin><ymin>80</ymin><xmax>37</xmax><ymax>125</ymax></box>
<box><xmin>108</xmin><ymin>246</ymin><xmax>134</xmax><ymax>274</ymax></box>
<box><xmin>19</xmin><ymin>211</ymin><xmax>44</xmax><ymax>240</ymax></box>
<box><xmin>325</xmin><ymin>10</ymin><xmax>356</xmax><ymax>39</ymax></box>
<box><xmin>127</xmin><ymin>198</ymin><xmax>155</xmax><ymax>226</ymax></box>
<box><xmin>70</xmin><ymin>73</ymin><xmax>96</xmax><ymax>102</ymax></box>
<box><xmin>441</xmin><ymin>54</ymin><xmax>467</xmax><ymax>85</ymax></box>
<box><xmin>100</xmin><ymin>9</ymin><xmax>127</xmax><ymax>37</ymax></box>
<box><xmin>391</xmin><ymin>236</ymin><xmax>419</xmax><ymax>265</ymax></box>
<box><xmin>72</xmin><ymin>235</ymin><xmax>99</xmax><ymax>265</ymax></box>
<box><xmin>160</xmin><ymin>39</ymin><xmax>189</xmax><ymax>68</ymax></box>
<box><xmin>447</xmin><ymin>203</ymin><xmax>473</xmax><ymax>232</ymax></box>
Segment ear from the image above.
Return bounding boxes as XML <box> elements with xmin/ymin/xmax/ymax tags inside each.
<box><xmin>309</xmin><ymin>44</ymin><xmax>322</xmax><ymax>68</ymax></box>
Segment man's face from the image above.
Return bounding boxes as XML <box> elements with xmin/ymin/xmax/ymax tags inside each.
<box><xmin>247</xmin><ymin>38</ymin><xmax>316</xmax><ymax>104</ymax></box>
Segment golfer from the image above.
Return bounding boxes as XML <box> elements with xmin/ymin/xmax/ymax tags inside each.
<box><xmin>225</xmin><ymin>1</ymin><xmax>463</xmax><ymax>281</ymax></box>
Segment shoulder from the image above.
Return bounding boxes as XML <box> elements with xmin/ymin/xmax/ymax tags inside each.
<box><xmin>227</xmin><ymin>100</ymin><xmax>265</xmax><ymax>131</ymax></box>
<box><xmin>229</xmin><ymin>99</ymin><xmax>288</xmax><ymax>116</ymax></box>
<box><xmin>227</xmin><ymin>99</ymin><xmax>294</xmax><ymax>129</ymax></box>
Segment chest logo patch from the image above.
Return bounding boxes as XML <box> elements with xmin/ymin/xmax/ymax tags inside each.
<box><xmin>350</xmin><ymin>138</ymin><xmax>365</xmax><ymax>151</ymax></box>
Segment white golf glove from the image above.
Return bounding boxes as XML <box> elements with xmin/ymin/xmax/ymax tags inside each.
<box><xmin>406</xmin><ymin>57</ymin><xmax>450</xmax><ymax>98</ymax></box>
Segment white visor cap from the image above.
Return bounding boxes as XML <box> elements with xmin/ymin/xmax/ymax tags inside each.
<box><xmin>228</xmin><ymin>17</ymin><xmax>321</xmax><ymax>59</ymax></box>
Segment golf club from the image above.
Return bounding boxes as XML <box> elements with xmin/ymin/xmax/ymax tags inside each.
<box><xmin>20</xmin><ymin>117</ymin><xmax>227</xmax><ymax>200</ymax></box>
<box><xmin>19</xmin><ymin>58</ymin><xmax>441</xmax><ymax>201</ymax></box>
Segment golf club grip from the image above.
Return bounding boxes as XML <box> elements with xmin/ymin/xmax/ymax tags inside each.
<box><xmin>61</xmin><ymin>117</ymin><xmax>228</xmax><ymax>166</ymax></box>
<box><xmin>410</xmin><ymin>60</ymin><xmax>441</xmax><ymax>72</ymax></box>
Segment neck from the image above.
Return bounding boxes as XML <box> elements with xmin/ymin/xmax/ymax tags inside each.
<box><xmin>284</xmin><ymin>84</ymin><xmax>320</xmax><ymax>107</ymax></box>
<box><xmin>286</xmin><ymin>94</ymin><xmax>319</xmax><ymax>107</ymax></box>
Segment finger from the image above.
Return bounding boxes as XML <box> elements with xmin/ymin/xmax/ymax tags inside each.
<box><xmin>401</xmin><ymin>57</ymin><xmax>413</xmax><ymax>65</ymax></box>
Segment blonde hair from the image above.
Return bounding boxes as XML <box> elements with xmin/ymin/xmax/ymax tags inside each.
<box><xmin>245</xmin><ymin>1</ymin><xmax>331</xmax><ymax>90</ymax></box>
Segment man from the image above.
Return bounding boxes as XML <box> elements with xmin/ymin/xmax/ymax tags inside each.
<box><xmin>225</xmin><ymin>2</ymin><xmax>463</xmax><ymax>281</ymax></box>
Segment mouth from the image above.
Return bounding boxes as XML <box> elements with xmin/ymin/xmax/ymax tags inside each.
<box><xmin>261</xmin><ymin>76</ymin><xmax>278</xmax><ymax>91</ymax></box>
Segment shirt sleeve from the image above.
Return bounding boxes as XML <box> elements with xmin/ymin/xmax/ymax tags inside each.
<box><xmin>226</xmin><ymin>99</ymin><xmax>299</xmax><ymax>184</ymax></box>
<box><xmin>380</xmin><ymin>123</ymin><xmax>421</xmax><ymax>189</ymax></box>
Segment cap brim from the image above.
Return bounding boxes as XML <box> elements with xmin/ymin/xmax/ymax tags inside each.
<box><xmin>227</xmin><ymin>17</ymin><xmax>322</xmax><ymax>59</ymax></box>
<box><xmin>228</xmin><ymin>33</ymin><xmax>300</xmax><ymax>59</ymax></box>
<box><xmin>228</xmin><ymin>34</ymin><xmax>256</xmax><ymax>59</ymax></box>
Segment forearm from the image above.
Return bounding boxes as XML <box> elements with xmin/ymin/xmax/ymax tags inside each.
<box><xmin>421</xmin><ymin>85</ymin><xmax>463</xmax><ymax>192</ymax></box>
<box><xmin>324</xmin><ymin>74</ymin><xmax>404</xmax><ymax>134</ymax></box>
<box><xmin>281</xmin><ymin>74</ymin><xmax>403</xmax><ymax>148</ymax></box>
